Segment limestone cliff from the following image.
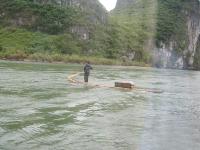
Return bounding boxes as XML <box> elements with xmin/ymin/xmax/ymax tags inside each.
<box><xmin>154</xmin><ymin>0</ymin><xmax>200</xmax><ymax>70</ymax></box>
<box><xmin>0</xmin><ymin>0</ymin><xmax>107</xmax><ymax>39</ymax></box>
<box><xmin>1</xmin><ymin>0</ymin><xmax>200</xmax><ymax>70</ymax></box>
<box><xmin>115</xmin><ymin>0</ymin><xmax>135</xmax><ymax>10</ymax></box>
<box><xmin>33</xmin><ymin>0</ymin><xmax>107</xmax><ymax>24</ymax></box>
<box><xmin>114</xmin><ymin>0</ymin><xmax>200</xmax><ymax>70</ymax></box>
<box><xmin>0</xmin><ymin>0</ymin><xmax>110</xmax><ymax>57</ymax></box>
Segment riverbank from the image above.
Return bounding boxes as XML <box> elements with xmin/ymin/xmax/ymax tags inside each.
<box><xmin>0</xmin><ymin>52</ymin><xmax>150</xmax><ymax>67</ymax></box>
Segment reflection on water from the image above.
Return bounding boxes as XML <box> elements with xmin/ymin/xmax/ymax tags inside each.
<box><xmin>0</xmin><ymin>61</ymin><xmax>200</xmax><ymax>150</ymax></box>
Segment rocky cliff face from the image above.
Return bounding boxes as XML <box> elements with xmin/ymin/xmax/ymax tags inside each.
<box><xmin>115</xmin><ymin>0</ymin><xmax>200</xmax><ymax>70</ymax></box>
<box><xmin>154</xmin><ymin>0</ymin><xmax>200</xmax><ymax>70</ymax></box>
<box><xmin>2</xmin><ymin>0</ymin><xmax>200</xmax><ymax>69</ymax></box>
<box><xmin>183</xmin><ymin>1</ymin><xmax>200</xmax><ymax>70</ymax></box>
<box><xmin>115</xmin><ymin>0</ymin><xmax>135</xmax><ymax>10</ymax></box>
<box><xmin>1</xmin><ymin>0</ymin><xmax>107</xmax><ymax>39</ymax></box>
<box><xmin>65</xmin><ymin>0</ymin><xmax>107</xmax><ymax>41</ymax></box>
<box><xmin>64</xmin><ymin>0</ymin><xmax>108</xmax><ymax>40</ymax></box>
<box><xmin>33</xmin><ymin>0</ymin><xmax>107</xmax><ymax>24</ymax></box>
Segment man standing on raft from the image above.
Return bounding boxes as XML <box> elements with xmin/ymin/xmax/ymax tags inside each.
<box><xmin>84</xmin><ymin>62</ymin><xmax>93</xmax><ymax>83</ymax></box>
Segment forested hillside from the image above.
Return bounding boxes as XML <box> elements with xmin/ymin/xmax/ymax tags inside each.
<box><xmin>110</xmin><ymin>0</ymin><xmax>157</xmax><ymax>63</ymax></box>
<box><xmin>0</xmin><ymin>0</ymin><xmax>119</xmax><ymax>64</ymax></box>
<box><xmin>0</xmin><ymin>0</ymin><xmax>200</xmax><ymax>69</ymax></box>
<box><xmin>154</xmin><ymin>0</ymin><xmax>200</xmax><ymax>70</ymax></box>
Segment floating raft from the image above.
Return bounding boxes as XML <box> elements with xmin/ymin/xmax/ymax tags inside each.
<box><xmin>115</xmin><ymin>81</ymin><xmax>134</xmax><ymax>89</ymax></box>
<box><xmin>67</xmin><ymin>73</ymin><xmax>164</xmax><ymax>93</ymax></box>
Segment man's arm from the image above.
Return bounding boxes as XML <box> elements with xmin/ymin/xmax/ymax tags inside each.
<box><xmin>89</xmin><ymin>65</ymin><xmax>93</xmax><ymax>70</ymax></box>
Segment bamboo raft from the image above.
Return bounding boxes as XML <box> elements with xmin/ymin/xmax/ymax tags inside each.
<box><xmin>67</xmin><ymin>72</ymin><xmax>164</xmax><ymax>93</ymax></box>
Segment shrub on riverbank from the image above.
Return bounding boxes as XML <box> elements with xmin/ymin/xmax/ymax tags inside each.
<box><xmin>0</xmin><ymin>0</ymin><xmax>153</xmax><ymax>64</ymax></box>
<box><xmin>27</xmin><ymin>53</ymin><xmax>145</xmax><ymax>66</ymax></box>
<box><xmin>0</xmin><ymin>26</ymin><xmax>149</xmax><ymax>66</ymax></box>
<box><xmin>0</xmin><ymin>50</ymin><xmax>148</xmax><ymax>66</ymax></box>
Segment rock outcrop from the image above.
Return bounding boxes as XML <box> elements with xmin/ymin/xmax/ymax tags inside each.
<box><xmin>1</xmin><ymin>0</ymin><xmax>107</xmax><ymax>39</ymax></box>
<box><xmin>115</xmin><ymin>0</ymin><xmax>200</xmax><ymax>70</ymax></box>
<box><xmin>154</xmin><ymin>0</ymin><xmax>200</xmax><ymax>70</ymax></box>
<box><xmin>1</xmin><ymin>0</ymin><xmax>200</xmax><ymax>70</ymax></box>
<box><xmin>115</xmin><ymin>0</ymin><xmax>135</xmax><ymax>10</ymax></box>
<box><xmin>33</xmin><ymin>0</ymin><xmax>107</xmax><ymax>24</ymax></box>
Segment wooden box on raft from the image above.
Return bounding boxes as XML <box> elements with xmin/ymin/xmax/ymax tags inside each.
<box><xmin>115</xmin><ymin>81</ymin><xmax>134</xmax><ymax>89</ymax></box>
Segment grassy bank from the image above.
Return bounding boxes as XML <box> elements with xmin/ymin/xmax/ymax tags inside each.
<box><xmin>0</xmin><ymin>51</ymin><xmax>149</xmax><ymax>67</ymax></box>
<box><xmin>0</xmin><ymin>27</ymin><xmax>149</xmax><ymax>67</ymax></box>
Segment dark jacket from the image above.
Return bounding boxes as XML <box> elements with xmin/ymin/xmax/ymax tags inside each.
<box><xmin>84</xmin><ymin>63</ymin><xmax>93</xmax><ymax>76</ymax></box>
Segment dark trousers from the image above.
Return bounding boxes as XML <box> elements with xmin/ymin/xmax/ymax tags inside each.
<box><xmin>84</xmin><ymin>74</ymin><xmax>89</xmax><ymax>82</ymax></box>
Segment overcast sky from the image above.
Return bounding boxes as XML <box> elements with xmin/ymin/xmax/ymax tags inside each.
<box><xmin>98</xmin><ymin>0</ymin><xmax>117</xmax><ymax>11</ymax></box>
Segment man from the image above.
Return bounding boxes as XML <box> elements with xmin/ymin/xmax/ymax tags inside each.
<box><xmin>84</xmin><ymin>62</ymin><xmax>93</xmax><ymax>83</ymax></box>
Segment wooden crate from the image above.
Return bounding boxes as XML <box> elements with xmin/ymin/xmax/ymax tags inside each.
<box><xmin>115</xmin><ymin>81</ymin><xmax>134</xmax><ymax>89</ymax></box>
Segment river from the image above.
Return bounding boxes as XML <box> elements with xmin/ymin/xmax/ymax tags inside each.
<box><xmin>0</xmin><ymin>61</ymin><xmax>200</xmax><ymax>150</ymax></box>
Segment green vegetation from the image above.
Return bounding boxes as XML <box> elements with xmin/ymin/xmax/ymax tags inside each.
<box><xmin>0</xmin><ymin>0</ymin><xmax>156</xmax><ymax>65</ymax></box>
<box><xmin>156</xmin><ymin>0</ymin><xmax>189</xmax><ymax>52</ymax></box>
<box><xmin>0</xmin><ymin>27</ymin><xmax>147</xmax><ymax>66</ymax></box>
<box><xmin>0</xmin><ymin>0</ymin><xmax>199</xmax><ymax>68</ymax></box>
<box><xmin>0</xmin><ymin>0</ymin><xmax>122</xmax><ymax>64</ymax></box>
<box><xmin>26</xmin><ymin>53</ymin><xmax>148</xmax><ymax>66</ymax></box>
<box><xmin>0</xmin><ymin>27</ymin><xmax>81</xmax><ymax>54</ymax></box>
<box><xmin>110</xmin><ymin>0</ymin><xmax>157</xmax><ymax>63</ymax></box>
<box><xmin>0</xmin><ymin>0</ymin><xmax>79</xmax><ymax>34</ymax></box>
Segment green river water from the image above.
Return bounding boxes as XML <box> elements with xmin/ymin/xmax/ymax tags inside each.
<box><xmin>0</xmin><ymin>61</ymin><xmax>200</xmax><ymax>150</ymax></box>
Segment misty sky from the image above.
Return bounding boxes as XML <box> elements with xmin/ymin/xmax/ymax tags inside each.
<box><xmin>98</xmin><ymin>0</ymin><xmax>117</xmax><ymax>11</ymax></box>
